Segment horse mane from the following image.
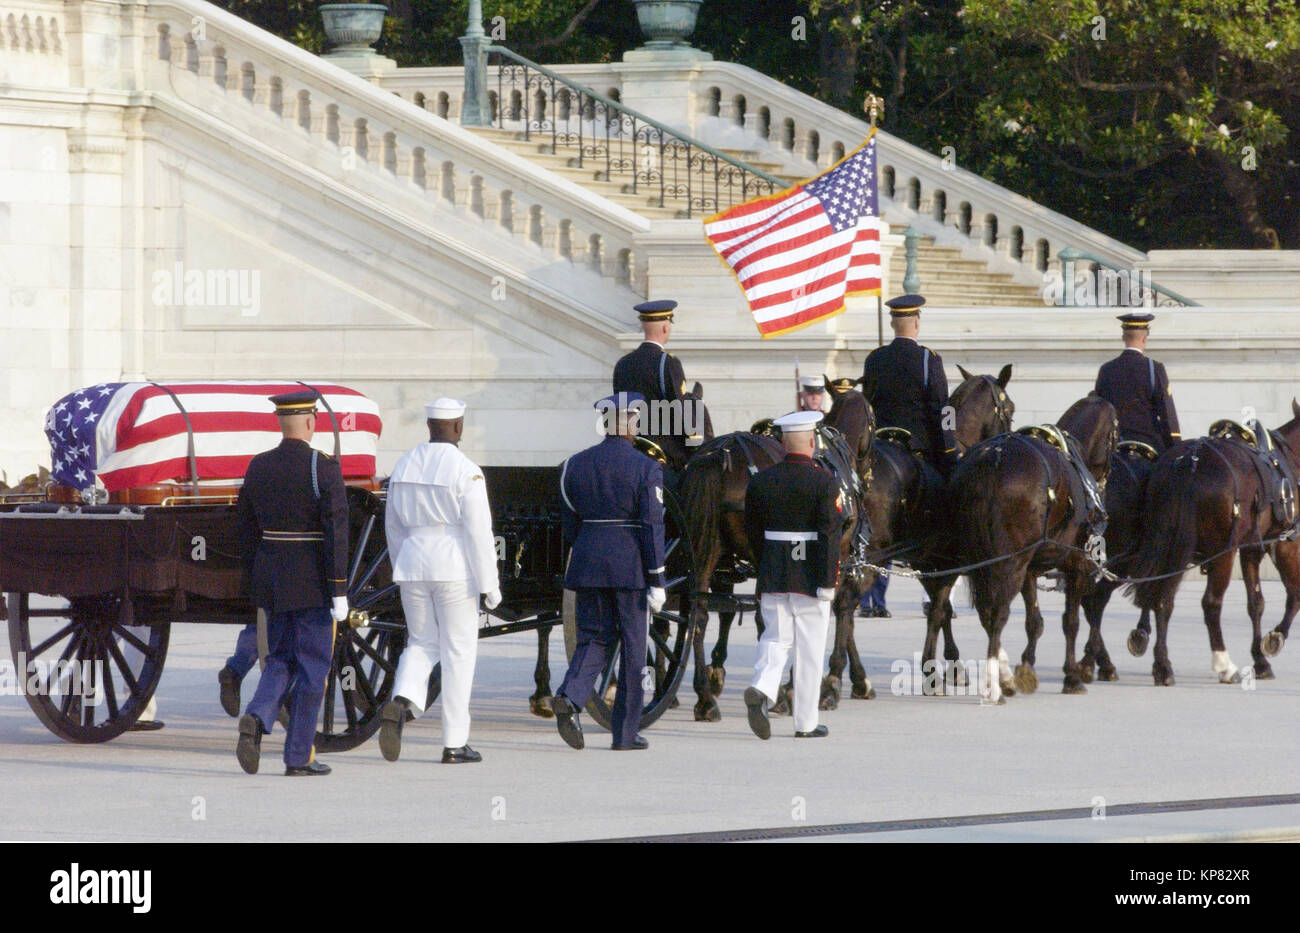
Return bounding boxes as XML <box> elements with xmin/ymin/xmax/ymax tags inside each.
<box><xmin>1058</xmin><ymin>394</ymin><xmax>1118</xmax><ymax>480</ymax></box>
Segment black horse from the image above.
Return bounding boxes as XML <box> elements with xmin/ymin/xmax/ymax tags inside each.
<box><xmin>937</xmin><ymin>394</ymin><xmax>1117</xmax><ymax>702</ymax></box>
<box><xmin>1126</xmin><ymin>401</ymin><xmax>1300</xmax><ymax>686</ymax></box>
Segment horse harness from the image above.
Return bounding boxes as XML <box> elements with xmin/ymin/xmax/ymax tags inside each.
<box><xmin>1206</xmin><ymin>419</ymin><xmax>1300</xmax><ymax>536</ymax></box>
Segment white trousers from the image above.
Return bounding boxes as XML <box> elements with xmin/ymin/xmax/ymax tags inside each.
<box><xmin>392</xmin><ymin>579</ymin><xmax>479</xmax><ymax>748</ymax></box>
<box><xmin>751</xmin><ymin>592</ymin><xmax>831</xmax><ymax>734</ymax></box>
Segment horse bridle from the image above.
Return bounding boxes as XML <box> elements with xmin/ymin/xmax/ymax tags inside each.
<box><xmin>953</xmin><ymin>375</ymin><xmax>1014</xmax><ymax>455</ymax></box>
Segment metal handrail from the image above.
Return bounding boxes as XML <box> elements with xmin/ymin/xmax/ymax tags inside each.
<box><xmin>1058</xmin><ymin>247</ymin><xmax>1200</xmax><ymax>307</ymax></box>
<box><xmin>484</xmin><ymin>45</ymin><xmax>785</xmax><ymax>218</ymax></box>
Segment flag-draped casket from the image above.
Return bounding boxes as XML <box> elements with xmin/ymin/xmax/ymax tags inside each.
<box><xmin>44</xmin><ymin>382</ymin><xmax>382</xmax><ymax>492</ymax></box>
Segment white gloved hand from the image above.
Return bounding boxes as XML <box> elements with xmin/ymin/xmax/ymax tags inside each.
<box><xmin>647</xmin><ymin>587</ymin><xmax>667</xmax><ymax>613</ymax></box>
<box><xmin>331</xmin><ymin>596</ymin><xmax>349</xmax><ymax>623</ymax></box>
<box><xmin>483</xmin><ymin>588</ymin><xmax>502</xmax><ymax>610</ymax></box>
<box><xmin>816</xmin><ymin>587</ymin><xmax>836</xmax><ymax>603</ymax></box>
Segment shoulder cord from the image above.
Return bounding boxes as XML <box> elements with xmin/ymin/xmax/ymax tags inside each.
<box><xmin>311</xmin><ymin>448</ymin><xmax>321</xmax><ymax>501</ymax></box>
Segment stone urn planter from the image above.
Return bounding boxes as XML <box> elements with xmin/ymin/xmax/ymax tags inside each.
<box><xmin>320</xmin><ymin>3</ymin><xmax>388</xmax><ymax>57</ymax></box>
<box><xmin>633</xmin><ymin>0</ymin><xmax>704</xmax><ymax>48</ymax></box>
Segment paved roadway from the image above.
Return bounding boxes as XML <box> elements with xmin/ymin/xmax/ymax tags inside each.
<box><xmin>1</xmin><ymin>577</ymin><xmax>1297</xmax><ymax>842</ymax></box>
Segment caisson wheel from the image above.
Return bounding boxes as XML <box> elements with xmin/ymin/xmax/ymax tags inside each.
<box><xmin>5</xmin><ymin>592</ymin><xmax>168</xmax><ymax>743</ymax></box>
<box><xmin>561</xmin><ymin>486</ymin><xmax>695</xmax><ymax>731</ymax></box>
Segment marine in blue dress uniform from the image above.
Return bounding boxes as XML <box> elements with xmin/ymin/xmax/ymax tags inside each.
<box><xmin>1094</xmin><ymin>312</ymin><xmax>1182</xmax><ymax>453</ymax></box>
<box><xmin>612</xmin><ymin>300</ymin><xmax>695</xmax><ymax>469</ymax></box>
<box><xmin>860</xmin><ymin>295</ymin><xmax>958</xmax><ymax>475</ymax></box>
<box><xmin>234</xmin><ymin>390</ymin><xmax>350</xmax><ymax>776</ymax></box>
<box><xmin>550</xmin><ymin>391</ymin><xmax>667</xmax><ymax>751</ymax></box>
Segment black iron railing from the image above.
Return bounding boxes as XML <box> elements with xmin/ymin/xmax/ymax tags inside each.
<box><xmin>484</xmin><ymin>46</ymin><xmax>784</xmax><ymax>218</ymax></box>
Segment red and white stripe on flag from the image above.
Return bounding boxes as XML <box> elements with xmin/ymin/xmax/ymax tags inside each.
<box><xmin>703</xmin><ymin>131</ymin><xmax>882</xmax><ymax>338</ymax></box>
<box><xmin>94</xmin><ymin>382</ymin><xmax>382</xmax><ymax>490</ymax></box>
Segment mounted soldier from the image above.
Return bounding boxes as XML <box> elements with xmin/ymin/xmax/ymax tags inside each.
<box><xmin>1094</xmin><ymin>312</ymin><xmax>1182</xmax><ymax>454</ymax></box>
<box><xmin>860</xmin><ymin>295</ymin><xmax>958</xmax><ymax>477</ymax></box>
<box><xmin>612</xmin><ymin>300</ymin><xmax>705</xmax><ymax>472</ymax></box>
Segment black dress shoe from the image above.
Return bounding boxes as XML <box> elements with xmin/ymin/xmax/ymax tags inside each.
<box><xmin>236</xmin><ymin>714</ymin><xmax>263</xmax><ymax>774</ymax></box>
<box><xmin>743</xmin><ymin>686</ymin><xmax>771</xmax><ymax>740</ymax></box>
<box><xmin>550</xmin><ymin>695</ymin><xmax>584</xmax><ymax>750</ymax></box>
<box><xmin>130</xmin><ymin>719</ymin><xmax>165</xmax><ymax>731</ymax></box>
<box><xmin>795</xmin><ymin>725</ymin><xmax>829</xmax><ymax>738</ymax></box>
<box><xmin>877</xmin><ymin>608</ymin><xmax>891</xmax><ymax>618</ymax></box>
<box><xmin>218</xmin><ymin>666</ymin><xmax>242</xmax><ymax>717</ymax></box>
<box><xmin>612</xmin><ymin>737</ymin><xmax>649</xmax><ymax>751</ymax></box>
<box><xmin>285</xmin><ymin>761</ymin><xmax>332</xmax><ymax>776</ymax></box>
<box><xmin>442</xmin><ymin>745</ymin><xmax>482</xmax><ymax>764</ymax></box>
<box><xmin>378</xmin><ymin>696</ymin><xmax>409</xmax><ymax>762</ymax></box>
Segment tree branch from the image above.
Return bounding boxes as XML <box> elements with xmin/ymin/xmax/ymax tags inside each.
<box><xmin>536</xmin><ymin>0</ymin><xmax>606</xmax><ymax>49</ymax></box>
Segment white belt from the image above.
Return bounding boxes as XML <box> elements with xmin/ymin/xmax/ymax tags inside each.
<box><xmin>765</xmin><ymin>531</ymin><xmax>817</xmax><ymax>542</ymax></box>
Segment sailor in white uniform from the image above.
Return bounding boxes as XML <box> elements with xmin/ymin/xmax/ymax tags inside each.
<box><xmin>378</xmin><ymin>398</ymin><xmax>501</xmax><ymax>764</ymax></box>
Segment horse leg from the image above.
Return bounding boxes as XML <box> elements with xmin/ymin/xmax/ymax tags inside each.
<box><xmin>1241</xmin><ymin>547</ymin><xmax>1272</xmax><ymax>680</ymax></box>
<box><xmin>1203</xmin><ymin>552</ymin><xmax>1241</xmax><ymax>684</ymax></box>
<box><xmin>690</xmin><ymin>599</ymin><xmax>720</xmax><ymax>721</ymax></box>
<box><xmin>980</xmin><ymin>598</ymin><xmax>1011</xmax><ymax>706</ymax></box>
<box><xmin>1081</xmin><ymin>581</ymin><xmax>1120</xmax><ymax>682</ymax></box>
<box><xmin>1014</xmin><ymin>574</ymin><xmax>1044</xmax><ymax>694</ymax></box>
<box><xmin>1061</xmin><ymin>569</ymin><xmax>1088</xmax><ymax>694</ymax></box>
<box><xmin>528</xmin><ymin>623</ymin><xmax>554</xmax><ymax>718</ymax></box>
<box><xmin>845</xmin><ymin>621</ymin><xmax>873</xmax><ymax>699</ymax></box>
<box><xmin>931</xmin><ymin>579</ymin><xmax>965</xmax><ymax>689</ymax></box>
<box><xmin>1265</xmin><ymin>540</ymin><xmax>1300</xmax><ymax>657</ymax></box>
<box><xmin>821</xmin><ymin>581</ymin><xmax>865</xmax><ymax>708</ymax></box>
<box><xmin>920</xmin><ymin>580</ymin><xmax>948</xmax><ymax>696</ymax></box>
<box><xmin>706</xmin><ymin>581</ymin><xmax>734</xmax><ymax>696</ymax></box>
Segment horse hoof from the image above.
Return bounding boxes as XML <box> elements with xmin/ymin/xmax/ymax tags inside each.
<box><xmin>1062</xmin><ymin>678</ymin><xmax>1087</xmax><ymax>695</ymax></box>
<box><xmin>1013</xmin><ymin>664</ymin><xmax>1038</xmax><ymax>695</ymax></box>
<box><xmin>999</xmin><ymin>679</ymin><xmax>1017</xmax><ymax>698</ymax></box>
<box><xmin>819</xmin><ymin>694</ymin><xmax>838</xmax><ymax>711</ymax></box>
<box><xmin>1254</xmin><ymin>662</ymin><xmax>1275</xmax><ymax>680</ymax></box>
<box><xmin>1078</xmin><ymin>663</ymin><xmax>1094</xmax><ymax>684</ymax></box>
<box><xmin>851</xmin><ymin>681</ymin><xmax>871</xmax><ymax>700</ymax></box>
<box><xmin>1127</xmin><ymin>629</ymin><xmax>1149</xmax><ymax>657</ymax></box>
<box><xmin>1097</xmin><ymin>665</ymin><xmax>1119</xmax><ymax>682</ymax></box>
<box><xmin>922</xmin><ymin>680</ymin><xmax>945</xmax><ymax>697</ymax></box>
<box><xmin>529</xmin><ymin>695</ymin><xmax>555</xmax><ymax>719</ymax></box>
<box><xmin>1263</xmin><ymin>631</ymin><xmax>1285</xmax><ymax>657</ymax></box>
<box><xmin>951</xmin><ymin>665</ymin><xmax>969</xmax><ymax>688</ymax></box>
<box><xmin>1152</xmin><ymin>665</ymin><xmax>1175</xmax><ymax>687</ymax></box>
<box><xmin>693</xmin><ymin>699</ymin><xmax>721</xmax><ymax>722</ymax></box>
<box><xmin>770</xmin><ymin>693</ymin><xmax>792</xmax><ymax>716</ymax></box>
<box><xmin>668</xmin><ymin>695</ymin><xmax>680</xmax><ymax>709</ymax></box>
<box><xmin>705</xmin><ymin>665</ymin><xmax>726</xmax><ymax>697</ymax></box>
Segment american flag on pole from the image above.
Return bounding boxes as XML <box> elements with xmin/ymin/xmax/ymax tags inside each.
<box><xmin>704</xmin><ymin>130</ymin><xmax>882</xmax><ymax>338</ymax></box>
<box><xmin>44</xmin><ymin>381</ymin><xmax>382</xmax><ymax>492</ymax></box>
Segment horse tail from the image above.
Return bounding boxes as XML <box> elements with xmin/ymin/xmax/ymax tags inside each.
<box><xmin>951</xmin><ymin>445</ymin><xmax>1016</xmax><ymax>610</ymax></box>
<box><xmin>1125</xmin><ymin>450</ymin><xmax>1199</xmax><ymax>610</ymax></box>
<box><xmin>679</xmin><ymin>450</ymin><xmax>723</xmax><ymax>592</ymax></box>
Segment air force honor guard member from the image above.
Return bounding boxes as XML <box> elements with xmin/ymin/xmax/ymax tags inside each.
<box><xmin>235</xmin><ymin>390</ymin><xmax>350</xmax><ymax>776</ymax></box>
<box><xmin>378</xmin><ymin>399</ymin><xmax>501</xmax><ymax>765</ymax></box>
<box><xmin>612</xmin><ymin>300</ymin><xmax>693</xmax><ymax>468</ymax></box>
<box><xmin>1094</xmin><ymin>312</ymin><xmax>1182</xmax><ymax>453</ymax></box>
<box><xmin>550</xmin><ymin>392</ymin><xmax>667</xmax><ymax>752</ymax></box>
<box><xmin>861</xmin><ymin>295</ymin><xmax>958</xmax><ymax>475</ymax></box>
<box><xmin>742</xmin><ymin>410</ymin><xmax>844</xmax><ymax>740</ymax></box>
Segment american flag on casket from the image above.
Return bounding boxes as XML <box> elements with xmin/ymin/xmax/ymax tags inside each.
<box><xmin>44</xmin><ymin>381</ymin><xmax>382</xmax><ymax>492</ymax></box>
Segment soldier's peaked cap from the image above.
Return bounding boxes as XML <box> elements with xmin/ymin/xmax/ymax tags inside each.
<box><xmin>635</xmin><ymin>300</ymin><xmax>677</xmax><ymax>322</ymax></box>
<box><xmin>773</xmin><ymin>410</ymin><xmax>823</xmax><ymax>433</ymax></box>
<box><xmin>270</xmin><ymin>389</ymin><xmax>320</xmax><ymax>414</ymax></box>
<box><xmin>1117</xmin><ymin>312</ymin><xmax>1155</xmax><ymax>329</ymax></box>
<box><xmin>799</xmin><ymin>374</ymin><xmax>825</xmax><ymax>391</ymax></box>
<box><xmin>885</xmin><ymin>294</ymin><xmax>925</xmax><ymax>316</ymax></box>
<box><xmin>595</xmin><ymin>391</ymin><xmax>646</xmax><ymax>415</ymax></box>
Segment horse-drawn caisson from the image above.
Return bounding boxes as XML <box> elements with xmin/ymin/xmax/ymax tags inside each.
<box><xmin>3</xmin><ymin>367</ymin><xmax>1299</xmax><ymax>751</ymax></box>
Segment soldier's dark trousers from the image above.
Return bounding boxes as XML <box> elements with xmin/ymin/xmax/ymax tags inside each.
<box><xmin>225</xmin><ymin>622</ymin><xmax>259</xmax><ymax>679</ymax></box>
<box><xmin>246</xmin><ymin>607</ymin><xmax>334</xmax><ymax>767</ymax></box>
<box><xmin>559</xmin><ymin>587</ymin><xmax>647</xmax><ymax>747</ymax></box>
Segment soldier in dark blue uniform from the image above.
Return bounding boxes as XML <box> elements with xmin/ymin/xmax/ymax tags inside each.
<box><xmin>742</xmin><ymin>410</ymin><xmax>844</xmax><ymax>739</ymax></box>
<box><xmin>860</xmin><ymin>295</ymin><xmax>957</xmax><ymax>475</ymax></box>
<box><xmin>234</xmin><ymin>390</ymin><xmax>350</xmax><ymax>776</ymax></box>
<box><xmin>1094</xmin><ymin>312</ymin><xmax>1182</xmax><ymax>453</ymax></box>
<box><xmin>612</xmin><ymin>300</ymin><xmax>695</xmax><ymax>469</ymax></box>
<box><xmin>217</xmin><ymin>624</ymin><xmax>258</xmax><ymax>717</ymax></box>
<box><xmin>550</xmin><ymin>391</ymin><xmax>667</xmax><ymax>751</ymax></box>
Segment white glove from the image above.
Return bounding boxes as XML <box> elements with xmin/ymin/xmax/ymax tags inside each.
<box><xmin>647</xmin><ymin>587</ymin><xmax>667</xmax><ymax>613</ymax></box>
<box><xmin>483</xmin><ymin>588</ymin><xmax>502</xmax><ymax>610</ymax></box>
<box><xmin>331</xmin><ymin>596</ymin><xmax>349</xmax><ymax>623</ymax></box>
<box><xmin>816</xmin><ymin>588</ymin><xmax>836</xmax><ymax>603</ymax></box>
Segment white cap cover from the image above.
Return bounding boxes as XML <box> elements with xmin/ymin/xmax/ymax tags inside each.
<box><xmin>773</xmin><ymin>410</ymin><xmax>823</xmax><ymax>432</ymax></box>
<box><xmin>798</xmin><ymin>374</ymin><xmax>824</xmax><ymax>389</ymax></box>
<box><xmin>425</xmin><ymin>398</ymin><xmax>467</xmax><ymax>420</ymax></box>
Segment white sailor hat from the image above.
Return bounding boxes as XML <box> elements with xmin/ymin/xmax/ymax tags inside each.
<box><xmin>773</xmin><ymin>410</ymin><xmax>823</xmax><ymax>433</ymax></box>
<box><xmin>798</xmin><ymin>374</ymin><xmax>825</xmax><ymax>392</ymax></box>
<box><xmin>425</xmin><ymin>397</ymin><xmax>467</xmax><ymax>420</ymax></box>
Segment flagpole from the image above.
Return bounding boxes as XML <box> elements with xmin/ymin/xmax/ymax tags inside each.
<box><xmin>864</xmin><ymin>93</ymin><xmax>885</xmax><ymax>347</ymax></box>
